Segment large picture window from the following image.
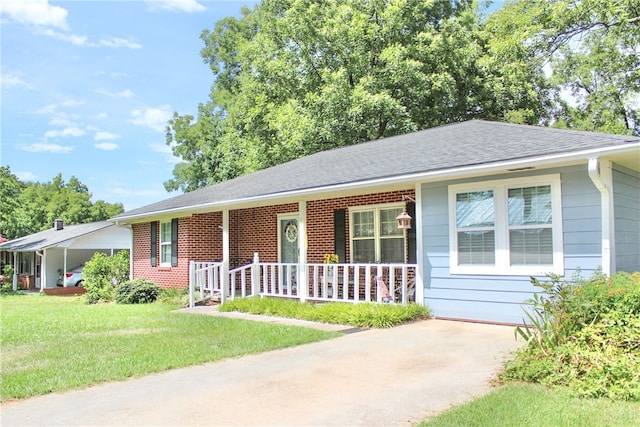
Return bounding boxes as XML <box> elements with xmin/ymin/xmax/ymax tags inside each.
<box><xmin>449</xmin><ymin>175</ymin><xmax>563</xmax><ymax>275</ymax></box>
<box><xmin>350</xmin><ymin>204</ymin><xmax>405</xmax><ymax>263</ymax></box>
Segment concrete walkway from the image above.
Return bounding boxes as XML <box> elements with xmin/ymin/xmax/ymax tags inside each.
<box><xmin>1</xmin><ymin>312</ymin><xmax>520</xmax><ymax>427</ymax></box>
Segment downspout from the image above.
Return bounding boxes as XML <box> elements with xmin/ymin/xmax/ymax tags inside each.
<box><xmin>36</xmin><ymin>250</ymin><xmax>45</xmax><ymax>291</ymax></box>
<box><xmin>588</xmin><ymin>158</ymin><xmax>615</xmax><ymax>276</ymax></box>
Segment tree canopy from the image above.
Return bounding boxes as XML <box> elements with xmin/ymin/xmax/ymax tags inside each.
<box><xmin>165</xmin><ymin>0</ymin><xmax>639</xmax><ymax>193</ymax></box>
<box><xmin>487</xmin><ymin>0</ymin><xmax>639</xmax><ymax>135</ymax></box>
<box><xmin>0</xmin><ymin>166</ymin><xmax>124</xmax><ymax>240</ymax></box>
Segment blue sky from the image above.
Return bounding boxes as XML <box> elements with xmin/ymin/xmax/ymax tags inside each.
<box><xmin>1</xmin><ymin>0</ymin><xmax>258</xmax><ymax>211</ymax></box>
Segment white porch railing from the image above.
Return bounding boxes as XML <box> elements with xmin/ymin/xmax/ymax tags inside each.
<box><xmin>189</xmin><ymin>261</ymin><xmax>223</xmax><ymax>307</ymax></box>
<box><xmin>189</xmin><ymin>255</ymin><xmax>417</xmax><ymax>307</ymax></box>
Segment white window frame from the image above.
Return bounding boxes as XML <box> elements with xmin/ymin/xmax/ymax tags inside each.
<box><xmin>159</xmin><ymin>220</ymin><xmax>172</xmax><ymax>266</ymax></box>
<box><xmin>349</xmin><ymin>203</ymin><xmax>405</xmax><ymax>263</ymax></box>
<box><xmin>448</xmin><ymin>174</ymin><xmax>564</xmax><ymax>276</ymax></box>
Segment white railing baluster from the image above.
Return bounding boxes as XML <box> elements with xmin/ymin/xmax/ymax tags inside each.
<box><xmin>190</xmin><ymin>259</ymin><xmax>417</xmax><ymax>306</ymax></box>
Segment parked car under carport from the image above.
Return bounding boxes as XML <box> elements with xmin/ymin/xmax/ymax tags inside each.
<box><xmin>57</xmin><ymin>265</ymin><xmax>84</xmax><ymax>287</ymax></box>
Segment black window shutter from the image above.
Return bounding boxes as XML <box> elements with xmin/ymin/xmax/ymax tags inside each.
<box><xmin>406</xmin><ymin>202</ymin><xmax>417</xmax><ymax>264</ymax></box>
<box><xmin>150</xmin><ymin>221</ymin><xmax>158</xmax><ymax>267</ymax></box>
<box><xmin>171</xmin><ymin>218</ymin><xmax>179</xmax><ymax>267</ymax></box>
<box><xmin>334</xmin><ymin>209</ymin><xmax>346</xmax><ymax>263</ymax></box>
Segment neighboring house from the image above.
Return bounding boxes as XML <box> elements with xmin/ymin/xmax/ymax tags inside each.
<box><xmin>111</xmin><ymin>120</ymin><xmax>640</xmax><ymax>324</ymax></box>
<box><xmin>0</xmin><ymin>220</ymin><xmax>131</xmax><ymax>292</ymax></box>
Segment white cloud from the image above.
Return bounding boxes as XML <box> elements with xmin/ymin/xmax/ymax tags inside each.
<box><xmin>60</xmin><ymin>98</ymin><xmax>84</xmax><ymax>107</ymax></box>
<box><xmin>150</xmin><ymin>0</ymin><xmax>206</xmax><ymax>13</ymax></box>
<box><xmin>48</xmin><ymin>115</ymin><xmax>73</xmax><ymax>126</ymax></box>
<box><xmin>35</xmin><ymin>99</ymin><xmax>83</xmax><ymax>115</ymax></box>
<box><xmin>22</xmin><ymin>142</ymin><xmax>74</xmax><ymax>153</ymax></box>
<box><xmin>149</xmin><ymin>142</ymin><xmax>180</xmax><ymax>164</ymax></box>
<box><xmin>99</xmin><ymin>37</ymin><xmax>142</xmax><ymax>49</ymax></box>
<box><xmin>44</xmin><ymin>126</ymin><xmax>85</xmax><ymax>138</ymax></box>
<box><xmin>35</xmin><ymin>104</ymin><xmax>58</xmax><ymax>114</ymax></box>
<box><xmin>131</xmin><ymin>105</ymin><xmax>172</xmax><ymax>132</ymax></box>
<box><xmin>95</xmin><ymin>113</ymin><xmax>109</xmax><ymax>120</ymax></box>
<box><xmin>0</xmin><ymin>70</ymin><xmax>36</xmax><ymax>89</ymax></box>
<box><xmin>1</xmin><ymin>0</ymin><xmax>69</xmax><ymax>29</ymax></box>
<box><xmin>2</xmin><ymin>1</ymin><xmax>141</xmax><ymax>49</ymax></box>
<box><xmin>94</xmin><ymin>131</ymin><xmax>120</xmax><ymax>141</ymax></box>
<box><xmin>94</xmin><ymin>142</ymin><xmax>119</xmax><ymax>151</ymax></box>
<box><xmin>15</xmin><ymin>171</ymin><xmax>38</xmax><ymax>181</ymax></box>
<box><xmin>37</xmin><ymin>28</ymin><xmax>88</xmax><ymax>45</ymax></box>
<box><xmin>97</xmin><ymin>88</ymin><xmax>134</xmax><ymax>99</ymax></box>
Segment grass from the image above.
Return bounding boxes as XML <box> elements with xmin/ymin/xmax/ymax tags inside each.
<box><xmin>0</xmin><ymin>293</ymin><xmax>339</xmax><ymax>402</ymax></box>
<box><xmin>219</xmin><ymin>296</ymin><xmax>431</xmax><ymax>328</ymax></box>
<box><xmin>420</xmin><ymin>383</ymin><xmax>640</xmax><ymax>427</ymax></box>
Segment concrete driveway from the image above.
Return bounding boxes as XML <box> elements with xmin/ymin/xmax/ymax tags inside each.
<box><xmin>1</xmin><ymin>314</ymin><xmax>520</xmax><ymax>427</ymax></box>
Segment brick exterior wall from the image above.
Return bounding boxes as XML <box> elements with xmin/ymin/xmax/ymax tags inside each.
<box><xmin>306</xmin><ymin>190</ymin><xmax>413</xmax><ymax>263</ymax></box>
<box><xmin>132</xmin><ymin>190</ymin><xmax>413</xmax><ymax>289</ymax></box>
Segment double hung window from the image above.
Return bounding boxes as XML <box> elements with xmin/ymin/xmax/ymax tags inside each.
<box><xmin>449</xmin><ymin>174</ymin><xmax>563</xmax><ymax>275</ymax></box>
<box><xmin>351</xmin><ymin>204</ymin><xmax>405</xmax><ymax>263</ymax></box>
<box><xmin>160</xmin><ymin>221</ymin><xmax>172</xmax><ymax>266</ymax></box>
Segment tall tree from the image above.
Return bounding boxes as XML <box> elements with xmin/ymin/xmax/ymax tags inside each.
<box><xmin>486</xmin><ymin>0</ymin><xmax>640</xmax><ymax>135</ymax></box>
<box><xmin>0</xmin><ymin>166</ymin><xmax>25</xmax><ymax>240</ymax></box>
<box><xmin>0</xmin><ymin>171</ymin><xmax>124</xmax><ymax>240</ymax></box>
<box><xmin>165</xmin><ymin>0</ymin><xmax>551</xmax><ymax>192</ymax></box>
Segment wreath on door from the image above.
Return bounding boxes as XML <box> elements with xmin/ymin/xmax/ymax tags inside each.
<box><xmin>285</xmin><ymin>222</ymin><xmax>298</xmax><ymax>243</ymax></box>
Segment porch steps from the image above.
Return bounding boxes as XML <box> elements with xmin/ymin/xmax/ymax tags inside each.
<box><xmin>195</xmin><ymin>294</ymin><xmax>221</xmax><ymax>306</ymax></box>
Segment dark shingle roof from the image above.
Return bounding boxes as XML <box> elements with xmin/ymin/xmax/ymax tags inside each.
<box><xmin>113</xmin><ymin>120</ymin><xmax>639</xmax><ymax>220</ymax></box>
<box><xmin>0</xmin><ymin>222</ymin><xmax>115</xmax><ymax>251</ymax></box>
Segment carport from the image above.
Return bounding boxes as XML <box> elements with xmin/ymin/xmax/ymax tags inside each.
<box><xmin>0</xmin><ymin>220</ymin><xmax>131</xmax><ymax>291</ymax></box>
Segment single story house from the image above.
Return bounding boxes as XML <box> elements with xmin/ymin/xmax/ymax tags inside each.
<box><xmin>0</xmin><ymin>220</ymin><xmax>131</xmax><ymax>292</ymax></box>
<box><xmin>111</xmin><ymin>120</ymin><xmax>640</xmax><ymax>324</ymax></box>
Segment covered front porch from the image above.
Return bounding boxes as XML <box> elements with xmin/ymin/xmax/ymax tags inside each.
<box><xmin>189</xmin><ymin>255</ymin><xmax>418</xmax><ymax>307</ymax></box>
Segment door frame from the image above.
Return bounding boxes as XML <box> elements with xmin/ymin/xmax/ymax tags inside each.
<box><xmin>277</xmin><ymin>213</ymin><xmax>299</xmax><ymax>263</ymax></box>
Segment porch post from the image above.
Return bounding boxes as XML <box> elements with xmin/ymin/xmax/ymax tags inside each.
<box><xmin>189</xmin><ymin>261</ymin><xmax>195</xmax><ymax>308</ymax></box>
<box><xmin>40</xmin><ymin>250</ymin><xmax>46</xmax><ymax>289</ymax></box>
<box><xmin>221</xmin><ymin>209</ymin><xmax>230</xmax><ymax>303</ymax></box>
<box><xmin>63</xmin><ymin>248</ymin><xmax>68</xmax><ymax>288</ymax></box>
<box><xmin>251</xmin><ymin>252</ymin><xmax>260</xmax><ymax>296</ymax></box>
<box><xmin>414</xmin><ymin>184</ymin><xmax>425</xmax><ymax>306</ymax></box>
<box><xmin>298</xmin><ymin>201</ymin><xmax>308</xmax><ymax>302</ymax></box>
<box><xmin>12</xmin><ymin>252</ymin><xmax>17</xmax><ymax>291</ymax></box>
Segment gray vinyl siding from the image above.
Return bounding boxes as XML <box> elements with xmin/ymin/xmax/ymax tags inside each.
<box><xmin>420</xmin><ymin>165</ymin><xmax>602</xmax><ymax>324</ymax></box>
<box><xmin>613</xmin><ymin>164</ymin><xmax>640</xmax><ymax>272</ymax></box>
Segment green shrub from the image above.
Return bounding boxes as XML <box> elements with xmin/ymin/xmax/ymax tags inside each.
<box><xmin>220</xmin><ymin>297</ymin><xmax>430</xmax><ymax>328</ymax></box>
<box><xmin>115</xmin><ymin>279</ymin><xmax>161</xmax><ymax>304</ymax></box>
<box><xmin>157</xmin><ymin>287</ymin><xmax>189</xmax><ymax>307</ymax></box>
<box><xmin>502</xmin><ymin>270</ymin><xmax>640</xmax><ymax>401</ymax></box>
<box><xmin>83</xmin><ymin>250</ymin><xmax>130</xmax><ymax>304</ymax></box>
<box><xmin>1</xmin><ymin>264</ymin><xmax>14</xmax><ymax>293</ymax></box>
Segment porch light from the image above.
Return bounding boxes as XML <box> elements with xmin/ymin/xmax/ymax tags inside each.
<box><xmin>396</xmin><ymin>195</ymin><xmax>415</xmax><ymax>230</ymax></box>
<box><xmin>396</xmin><ymin>209</ymin><xmax>412</xmax><ymax>230</ymax></box>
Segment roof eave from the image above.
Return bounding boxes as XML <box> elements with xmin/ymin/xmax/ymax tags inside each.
<box><xmin>110</xmin><ymin>143</ymin><xmax>640</xmax><ymax>223</ymax></box>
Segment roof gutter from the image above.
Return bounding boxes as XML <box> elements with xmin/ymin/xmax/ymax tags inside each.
<box><xmin>113</xmin><ymin>143</ymin><xmax>639</xmax><ymax>223</ymax></box>
<box><xmin>588</xmin><ymin>158</ymin><xmax>615</xmax><ymax>275</ymax></box>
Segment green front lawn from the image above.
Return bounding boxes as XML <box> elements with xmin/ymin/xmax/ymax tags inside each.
<box><xmin>0</xmin><ymin>294</ymin><xmax>339</xmax><ymax>401</ymax></box>
<box><xmin>420</xmin><ymin>383</ymin><xmax>640</xmax><ymax>427</ymax></box>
